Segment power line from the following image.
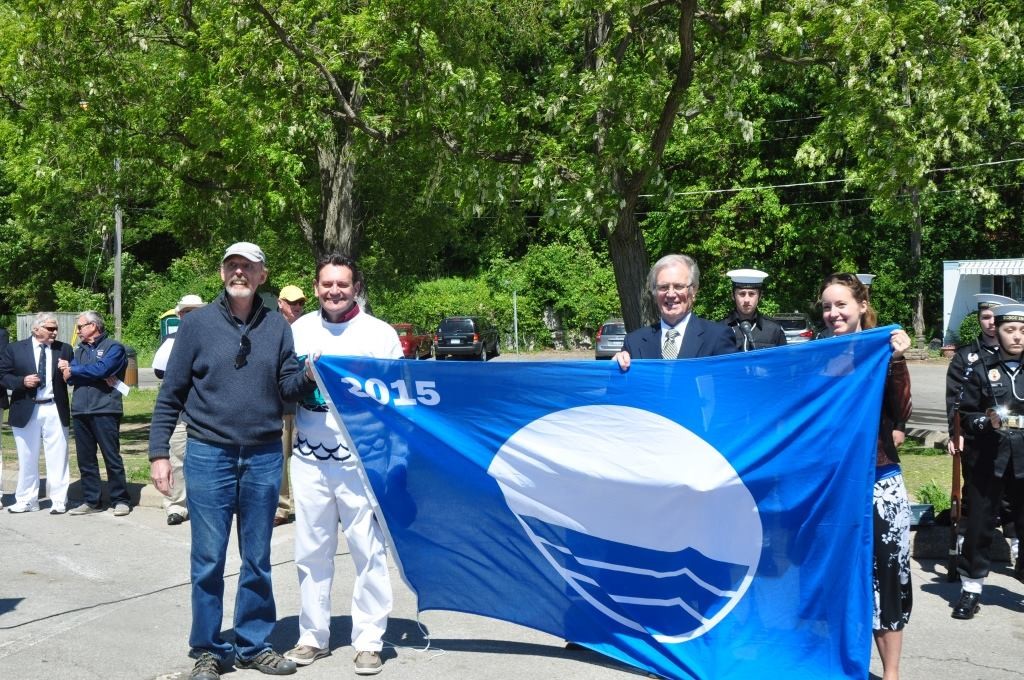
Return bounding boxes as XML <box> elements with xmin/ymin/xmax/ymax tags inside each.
<box><xmin>636</xmin><ymin>180</ymin><xmax>1024</xmax><ymax>216</ymax></box>
<box><xmin>644</xmin><ymin>157</ymin><xmax>1024</xmax><ymax>199</ymax></box>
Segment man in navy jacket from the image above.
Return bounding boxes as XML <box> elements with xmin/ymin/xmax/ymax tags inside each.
<box><xmin>615</xmin><ymin>253</ymin><xmax>737</xmax><ymax>369</ymax></box>
<box><xmin>60</xmin><ymin>311</ymin><xmax>130</xmax><ymax>516</ymax></box>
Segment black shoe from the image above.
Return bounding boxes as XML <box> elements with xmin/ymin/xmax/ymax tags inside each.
<box><xmin>951</xmin><ymin>591</ymin><xmax>981</xmax><ymax>620</ymax></box>
<box><xmin>1015</xmin><ymin>558</ymin><xmax>1024</xmax><ymax>585</ymax></box>
<box><xmin>190</xmin><ymin>652</ymin><xmax>221</xmax><ymax>680</ymax></box>
<box><xmin>236</xmin><ymin>649</ymin><xmax>297</xmax><ymax>675</ymax></box>
<box><xmin>167</xmin><ymin>513</ymin><xmax>186</xmax><ymax>526</ymax></box>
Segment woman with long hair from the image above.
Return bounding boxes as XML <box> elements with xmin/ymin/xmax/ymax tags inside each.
<box><xmin>819</xmin><ymin>273</ymin><xmax>912</xmax><ymax>680</ymax></box>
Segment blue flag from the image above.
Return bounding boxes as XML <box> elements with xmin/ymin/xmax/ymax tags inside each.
<box><xmin>315</xmin><ymin>326</ymin><xmax>895</xmax><ymax>679</ymax></box>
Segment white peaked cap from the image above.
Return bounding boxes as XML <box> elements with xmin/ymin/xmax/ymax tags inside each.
<box><xmin>726</xmin><ymin>268</ymin><xmax>769</xmax><ymax>288</ymax></box>
<box><xmin>974</xmin><ymin>293</ymin><xmax>1017</xmax><ymax>310</ymax></box>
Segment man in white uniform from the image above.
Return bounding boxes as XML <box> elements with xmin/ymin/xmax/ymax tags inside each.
<box><xmin>285</xmin><ymin>253</ymin><xmax>402</xmax><ymax>676</ymax></box>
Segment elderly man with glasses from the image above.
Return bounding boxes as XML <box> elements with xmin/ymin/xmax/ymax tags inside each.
<box><xmin>59</xmin><ymin>311</ymin><xmax>130</xmax><ymax>516</ymax></box>
<box><xmin>149</xmin><ymin>242</ymin><xmax>313</xmax><ymax>680</ymax></box>
<box><xmin>0</xmin><ymin>313</ymin><xmax>74</xmax><ymax>513</ymax></box>
<box><xmin>614</xmin><ymin>254</ymin><xmax>737</xmax><ymax>369</ymax></box>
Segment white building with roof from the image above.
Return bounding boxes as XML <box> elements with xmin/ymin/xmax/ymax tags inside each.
<box><xmin>943</xmin><ymin>258</ymin><xmax>1024</xmax><ymax>344</ymax></box>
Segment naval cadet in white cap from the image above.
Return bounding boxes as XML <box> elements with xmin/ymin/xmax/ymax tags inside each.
<box><xmin>947</xmin><ymin>292</ymin><xmax>1018</xmax><ymax>445</ymax></box>
<box><xmin>722</xmin><ymin>269</ymin><xmax>787</xmax><ymax>352</ymax></box>
<box><xmin>952</xmin><ymin>302</ymin><xmax>1024</xmax><ymax>620</ymax></box>
<box><xmin>946</xmin><ymin>293</ymin><xmax>1020</xmax><ymax>562</ymax></box>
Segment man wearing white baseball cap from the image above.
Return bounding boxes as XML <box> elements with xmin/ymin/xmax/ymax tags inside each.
<box><xmin>149</xmin><ymin>242</ymin><xmax>314</xmax><ymax>679</ymax></box>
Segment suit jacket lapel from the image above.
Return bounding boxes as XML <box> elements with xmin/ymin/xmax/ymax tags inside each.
<box><xmin>650</xmin><ymin>325</ymin><xmax>666</xmax><ymax>359</ymax></box>
<box><xmin>678</xmin><ymin>319</ymin><xmax>702</xmax><ymax>359</ymax></box>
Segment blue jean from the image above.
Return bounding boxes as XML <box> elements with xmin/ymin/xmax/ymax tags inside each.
<box><xmin>184</xmin><ymin>438</ymin><xmax>282</xmax><ymax>663</ymax></box>
<box><xmin>73</xmin><ymin>413</ymin><xmax>130</xmax><ymax>506</ymax></box>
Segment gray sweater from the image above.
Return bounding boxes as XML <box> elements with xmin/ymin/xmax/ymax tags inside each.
<box><xmin>149</xmin><ymin>292</ymin><xmax>313</xmax><ymax>459</ymax></box>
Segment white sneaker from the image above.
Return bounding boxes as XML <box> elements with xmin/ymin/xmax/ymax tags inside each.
<box><xmin>7</xmin><ymin>503</ymin><xmax>40</xmax><ymax>514</ymax></box>
<box><xmin>113</xmin><ymin>503</ymin><xmax>131</xmax><ymax>517</ymax></box>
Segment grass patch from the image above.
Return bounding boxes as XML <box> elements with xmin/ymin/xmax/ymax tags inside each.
<box><xmin>123</xmin><ymin>388</ymin><xmax>158</xmax><ymax>424</ymax></box>
<box><xmin>899</xmin><ymin>443</ymin><xmax>955</xmax><ymax>508</ymax></box>
<box><xmin>2</xmin><ymin>387</ymin><xmax>156</xmax><ymax>484</ymax></box>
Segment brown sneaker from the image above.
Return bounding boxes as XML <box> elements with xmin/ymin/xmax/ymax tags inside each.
<box><xmin>354</xmin><ymin>650</ymin><xmax>382</xmax><ymax>675</ymax></box>
<box><xmin>283</xmin><ymin>644</ymin><xmax>329</xmax><ymax>666</ymax></box>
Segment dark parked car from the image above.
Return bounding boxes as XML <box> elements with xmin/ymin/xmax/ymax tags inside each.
<box><xmin>594</xmin><ymin>318</ymin><xmax>626</xmax><ymax>359</ymax></box>
<box><xmin>435</xmin><ymin>316</ymin><xmax>500</xmax><ymax>361</ymax></box>
<box><xmin>772</xmin><ymin>313</ymin><xmax>815</xmax><ymax>344</ymax></box>
<box><xmin>391</xmin><ymin>323</ymin><xmax>434</xmax><ymax>360</ymax></box>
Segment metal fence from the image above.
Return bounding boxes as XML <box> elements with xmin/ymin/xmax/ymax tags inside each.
<box><xmin>15</xmin><ymin>312</ymin><xmax>83</xmax><ymax>345</ymax></box>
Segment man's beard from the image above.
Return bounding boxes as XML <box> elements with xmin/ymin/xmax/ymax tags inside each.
<box><xmin>226</xmin><ymin>280</ymin><xmax>254</xmax><ymax>299</ymax></box>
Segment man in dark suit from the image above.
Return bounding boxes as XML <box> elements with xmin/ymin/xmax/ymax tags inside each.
<box><xmin>0</xmin><ymin>313</ymin><xmax>73</xmax><ymax>514</ymax></box>
<box><xmin>615</xmin><ymin>253</ymin><xmax>737</xmax><ymax>369</ymax></box>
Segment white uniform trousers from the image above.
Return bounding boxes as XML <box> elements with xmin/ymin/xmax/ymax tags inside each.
<box><xmin>291</xmin><ymin>453</ymin><xmax>392</xmax><ymax>652</ymax></box>
<box><xmin>162</xmin><ymin>420</ymin><xmax>188</xmax><ymax>517</ymax></box>
<box><xmin>12</xmin><ymin>402</ymin><xmax>70</xmax><ymax>509</ymax></box>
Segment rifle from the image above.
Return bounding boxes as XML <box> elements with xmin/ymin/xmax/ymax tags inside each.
<box><xmin>946</xmin><ymin>410</ymin><xmax>963</xmax><ymax>582</ymax></box>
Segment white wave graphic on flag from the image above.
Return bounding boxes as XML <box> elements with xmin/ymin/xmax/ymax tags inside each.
<box><xmin>488</xmin><ymin>405</ymin><xmax>761</xmax><ymax>643</ymax></box>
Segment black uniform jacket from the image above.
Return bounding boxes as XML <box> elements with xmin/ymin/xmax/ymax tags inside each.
<box><xmin>958</xmin><ymin>351</ymin><xmax>1024</xmax><ymax>478</ymax></box>
<box><xmin>945</xmin><ymin>334</ymin><xmax>998</xmax><ymax>438</ymax></box>
<box><xmin>723</xmin><ymin>310</ymin><xmax>787</xmax><ymax>352</ymax></box>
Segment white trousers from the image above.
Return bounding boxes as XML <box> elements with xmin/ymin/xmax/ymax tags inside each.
<box><xmin>291</xmin><ymin>453</ymin><xmax>392</xmax><ymax>652</ymax></box>
<box><xmin>12</xmin><ymin>402</ymin><xmax>70</xmax><ymax>508</ymax></box>
<box><xmin>163</xmin><ymin>420</ymin><xmax>188</xmax><ymax>517</ymax></box>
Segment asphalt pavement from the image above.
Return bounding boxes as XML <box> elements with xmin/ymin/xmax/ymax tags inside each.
<box><xmin>2</xmin><ymin>502</ymin><xmax>1023</xmax><ymax>680</ymax></box>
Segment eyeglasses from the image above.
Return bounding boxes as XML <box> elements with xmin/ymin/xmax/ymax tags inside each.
<box><xmin>655</xmin><ymin>283</ymin><xmax>694</xmax><ymax>294</ymax></box>
<box><xmin>41</xmin><ymin>326</ymin><xmax>58</xmax><ymax>332</ymax></box>
<box><xmin>235</xmin><ymin>335</ymin><xmax>251</xmax><ymax>369</ymax></box>
<box><xmin>76</xmin><ymin>322</ymin><xmax>94</xmax><ymax>330</ymax></box>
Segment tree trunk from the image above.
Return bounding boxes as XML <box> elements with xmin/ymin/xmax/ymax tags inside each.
<box><xmin>609</xmin><ymin>207</ymin><xmax>654</xmax><ymax>331</ymax></box>
<box><xmin>910</xmin><ymin>188</ymin><xmax>925</xmax><ymax>346</ymax></box>
<box><xmin>598</xmin><ymin>1</ymin><xmax>696</xmax><ymax>332</ymax></box>
<box><xmin>316</xmin><ymin>119</ymin><xmax>360</xmax><ymax>259</ymax></box>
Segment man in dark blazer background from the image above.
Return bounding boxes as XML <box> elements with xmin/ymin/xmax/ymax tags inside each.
<box><xmin>615</xmin><ymin>253</ymin><xmax>737</xmax><ymax>369</ymax></box>
<box><xmin>0</xmin><ymin>313</ymin><xmax>73</xmax><ymax>513</ymax></box>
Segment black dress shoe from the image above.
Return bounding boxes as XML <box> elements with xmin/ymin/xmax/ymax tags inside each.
<box><xmin>1014</xmin><ymin>558</ymin><xmax>1024</xmax><ymax>585</ymax></box>
<box><xmin>166</xmin><ymin>513</ymin><xmax>185</xmax><ymax>526</ymax></box>
<box><xmin>951</xmin><ymin>591</ymin><xmax>981</xmax><ymax>620</ymax></box>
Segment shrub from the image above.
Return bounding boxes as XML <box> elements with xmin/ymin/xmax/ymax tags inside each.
<box><xmin>916</xmin><ymin>480</ymin><xmax>951</xmax><ymax>514</ymax></box>
<box><xmin>957</xmin><ymin>312</ymin><xmax>982</xmax><ymax>347</ymax></box>
<box><xmin>122</xmin><ymin>251</ymin><xmax>223</xmax><ymax>355</ymax></box>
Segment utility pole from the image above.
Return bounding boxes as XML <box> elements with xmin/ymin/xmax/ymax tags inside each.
<box><xmin>114</xmin><ymin>157</ymin><xmax>122</xmax><ymax>340</ymax></box>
